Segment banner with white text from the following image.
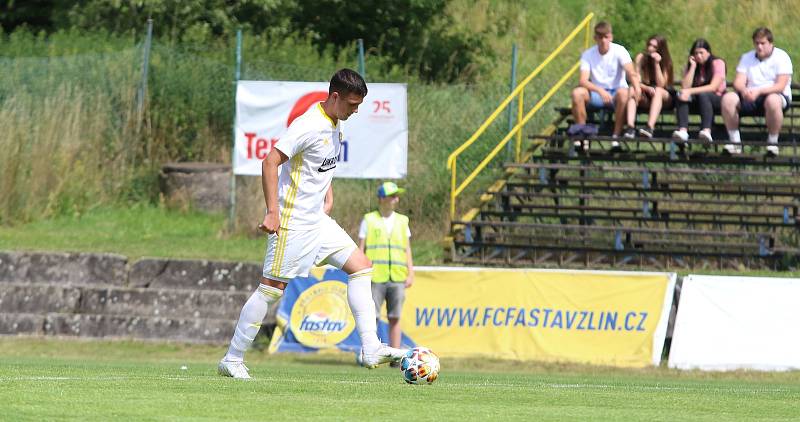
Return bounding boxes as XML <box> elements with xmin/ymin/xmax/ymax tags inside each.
<box><xmin>669</xmin><ymin>275</ymin><xmax>800</xmax><ymax>371</ymax></box>
<box><xmin>234</xmin><ymin>81</ymin><xmax>407</xmax><ymax>178</ymax></box>
<box><xmin>402</xmin><ymin>267</ymin><xmax>675</xmax><ymax>367</ymax></box>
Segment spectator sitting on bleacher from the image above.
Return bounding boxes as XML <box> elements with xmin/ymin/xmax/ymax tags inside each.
<box><xmin>570</xmin><ymin>21</ymin><xmax>640</xmax><ymax>152</ymax></box>
<box><xmin>672</xmin><ymin>39</ymin><xmax>726</xmax><ymax>144</ymax></box>
<box><xmin>721</xmin><ymin>27</ymin><xmax>793</xmax><ymax>156</ymax></box>
<box><xmin>624</xmin><ymin>35</ymin><xmax>674</xmax><ymax>141</ymax></box>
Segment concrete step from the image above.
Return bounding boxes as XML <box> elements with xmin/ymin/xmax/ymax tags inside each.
<box><xmin>0</xmin><ymin>283</ymin><xmax>254</xmax><ymax>320</ymax></box>
<box><xmin>0</xmin><ymin>251</ymin><xmax>127</xmax><ymax>286</ymax></box>
<box><xmin>0</xmin><ymin>312</ymin><xmax>235</xmax><ymax>343</ymax></box>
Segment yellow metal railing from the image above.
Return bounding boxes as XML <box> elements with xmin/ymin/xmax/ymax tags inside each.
<box><xmin>446</xmin><ymin>13</ymin><xmax>594</xmax><ymax>220</ymax></box>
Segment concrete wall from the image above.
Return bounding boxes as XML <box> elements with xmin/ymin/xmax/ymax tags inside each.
<box><xmin>0</xmin><ymin>251</ymin><xmax>277</xmax><ymax>344</ymax></box>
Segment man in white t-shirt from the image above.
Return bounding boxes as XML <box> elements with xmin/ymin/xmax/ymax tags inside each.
<box><xmin>722</xmin><ymin>27</ymin><xmax>793</xmax><ymax>156</ymax></box>
<box><xmin>218</xmin><ymin>69</ymin><xmax>407</xmax><ymax>379</ymax></box>
<box><xmin>571</xmin><ymin>21</ymin><xmax>640</xmax><ymax>150</ymax></box>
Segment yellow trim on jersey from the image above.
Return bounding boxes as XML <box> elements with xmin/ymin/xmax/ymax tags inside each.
<box><xmin>270</xmin><ymin>153</ymin><xmax>303</xmax><ymax>276</ymax></box>
<box><xmin>317</xmin><ymin>103</ymin><xmax>336</xmax><ymax>128</ymax></box>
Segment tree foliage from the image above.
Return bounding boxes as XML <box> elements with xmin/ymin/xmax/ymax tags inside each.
<box><xmin>1</xmin><ymin>0</ymin><xmax>486</xmax><ymax>82</ymax></box>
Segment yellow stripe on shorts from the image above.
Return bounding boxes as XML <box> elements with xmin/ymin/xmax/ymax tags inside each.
<box><xmin>270</xmin><ymin>153</ymin><xmax>303</xmax><ymax>277</ymax></box>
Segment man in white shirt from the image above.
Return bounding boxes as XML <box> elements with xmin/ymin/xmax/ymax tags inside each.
<box><xmin>218</xmin><ymin>69</ymin><xmax>407</xmax><ymax>379</ymax></box>
<box><xmin>722</xmin><ymin>27</ymin><xmax>793</xmax><ymax>156</ymax></box>
<box><xmin>571</xmin><ymin>21</ymin><xmax>640</xmax><ymax>150</ymax></box>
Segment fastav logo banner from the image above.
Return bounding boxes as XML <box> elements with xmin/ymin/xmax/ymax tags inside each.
<box><xmin>269</xmin><ymin>268</ymin><xmax>416</xmax><ymax>355</ymax></box>
<box><xmin>234</xmin><ymin>81</ymin><xmax>408</xmax><ymax>178</ymax></box>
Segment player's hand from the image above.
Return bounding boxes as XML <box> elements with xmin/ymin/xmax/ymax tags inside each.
<box><xmin>678</xmin><ymin>90</ymin><xmax>691</xmax><ymax>102</ymax></box>
<box><xmin>650</xmin><ymin>52</ymin><xmax>662</xmax><ymax>63</ymax></box>
<box><xmin>599</xmin><ymin>89</ymin><xmax>613</xmax><ymax>105</ymax></box>
<box><xmin>743</xmin><ymin>88</ymin><xmax>758</xmax><ymax>102</ymax></box>
<box><xmin>688</xmin><ymin>56</ymin><xmax>697</xmax><ymax>67</ymax></box>
<box><xmin>258</xmin><ymin>212</ymin><xmax>280</xmax><ymax>235</ymax></box>
<box><xmin>404</xmin><ymin>274</ymin><xmax>414</xmax><ymax>289</ymax></box>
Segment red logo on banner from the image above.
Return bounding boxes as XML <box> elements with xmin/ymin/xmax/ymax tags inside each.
<box><xmin>287</xmin><ymin>91</ymin><xmax>329</xmax><ymax>127</ymax></box>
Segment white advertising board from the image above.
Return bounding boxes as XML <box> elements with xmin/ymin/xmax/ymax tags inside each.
<box><xmin>234</xmin><ymin>81</ymin><xmax>408</xmax><ymax>178</ymax></box>
<box><xmin>669</xmin><ymin>275</ymin><xmax>800</xmax><ymax>371</ymax></box>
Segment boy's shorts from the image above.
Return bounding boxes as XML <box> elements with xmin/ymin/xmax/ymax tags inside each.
<box><xmin>262</xmin><ymin>215</ymin><xmax>357</xmax><ymax>282</ymax></box>
<box><xmin>371</xmin><ymin>282</ymin><xmax>406</xmax><ymax>319</ymax></box>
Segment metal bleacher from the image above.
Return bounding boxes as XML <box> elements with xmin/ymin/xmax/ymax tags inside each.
<box><xmin>448</xmin><ymin>84</ymin><xmax>800</xmax><ymax>270</ymax></box>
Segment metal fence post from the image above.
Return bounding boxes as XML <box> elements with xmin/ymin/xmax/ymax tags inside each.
<box><xmin>357</xmin><ymin>38</ymin><xmax>366</xmax><ymax>78</ymax></box>
<box><xmin>137</xmin><ymin>19</ymin><xmax>153</xmax><ymax>153</ymax></box>
<box><xmin>229</xmin><ymin>29</ymin><xmax>243</xmax><ymax>231</ymax></box>
<box><xmin>506</xmin><ymin>43</ymin><xmax>518</xmax><ymax>161</ymax></box>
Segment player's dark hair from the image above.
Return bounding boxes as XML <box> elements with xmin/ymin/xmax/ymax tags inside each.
<box><xmin>752</xmin><ymin>27</ymin><xmax>773</xmax><ymax>43</ymax></box>
<box><xmin>329</xmin><ymin>68</ymin><xmax>368</xmax><ymax>97</ymax></box>
<box><xmin>594</xmin><ymin>21</ymin><xmax>611</xmax><ymax>37</ymax></box>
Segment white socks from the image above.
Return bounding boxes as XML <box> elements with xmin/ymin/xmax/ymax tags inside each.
<box><xmin>728</xmin><ymin>130</ymin><xmax>741</xmax><ymax>144</ymax></box>
<box><xmin>224</xmin><ymin>284</ymin><xmax>283</xmax><ymax>362</ymax></box>
<box><xmin>768</xmin><ymin>133</ymin><xmax>779</xmax><ymax>144</ymax></box>
<box><xmin>347</xmin><ymin>268</ymin><xmax>381</xmax><ymax>351</ymax></box>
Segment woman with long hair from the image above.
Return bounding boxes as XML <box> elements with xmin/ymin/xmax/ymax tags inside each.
<box><xmin>671</xmin><ymin>38</ymin><xmax>727</xmax><ymax>143</ymax></box>
<box><xmin>624</xmin><ymin>35</ymin><xmax>674</xmax><ymax>140</ymax></box>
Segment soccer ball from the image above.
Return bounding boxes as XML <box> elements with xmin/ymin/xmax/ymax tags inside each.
<box><xmin>400</xmin><ymin>347</ymin><xmax>440</xmax><ymax>385</ymax></box>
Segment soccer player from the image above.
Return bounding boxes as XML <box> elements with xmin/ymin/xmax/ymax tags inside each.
<box><xmin>218</xmin><ymin>69</ymin><xmax>407</xmax><ymax>379</ymax></box>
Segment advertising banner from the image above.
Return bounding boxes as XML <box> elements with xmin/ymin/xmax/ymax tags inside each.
<box><xmin>669</xmin><ymin>275</ymin><xmax>800</xmax><ymax>371</ymax></box>
<box><xmin>269</xmin><ymin>267</ymin><xmax>675</xmax><ymax>367</ymax></box>
<box><xmin>234</xmin><ymin>81</ymin><xmax>408</xmax><ymax>178</ymax></box>
<box><xmin>268</xmin><ymin>268</ymin><xmax>414</xmax><ymax>355</ymax></box>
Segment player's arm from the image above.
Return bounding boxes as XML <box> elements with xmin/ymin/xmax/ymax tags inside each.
<box><xmin>404</xmin><ymin>239</ymin><xmax>414</xmax><ymax>289</ymax></box>
<box><xmin>732</xmin><ymin>72</ymin><xmax>747</xmax><ymax>94</ymax></box>
<box><xmin>357</xmin><ymin>217</ymin><xmax>367</xmax><ymax>252</ymax></box>
<box><xmin>624</xmin><ymin>61</ymin><xmax>641</xmax><ymax>100</ymax></box>
<box><xmin>259</xmin><ymin>148</ymin><xmax>288</xmax><ymax>235</ymax></box>
<box><xmin>323</xmin><ymin>184</ymin><xmax>334</xmax><ymax>215</ymax></box>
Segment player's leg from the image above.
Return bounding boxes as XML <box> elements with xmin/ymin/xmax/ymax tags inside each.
<box><xmin>219</xmin><ymin>229</ymin><xmax>316</xmax><ymax>378</ymax></box>
<box><xmin>316</xmin><ymin>216</ymin><xmax>406</xmax><ymax>368</ymax></box>
<box><xmin>612</xmin><ymin>88</ymin><xmax>629</xmax><ymax>137</ymax></box>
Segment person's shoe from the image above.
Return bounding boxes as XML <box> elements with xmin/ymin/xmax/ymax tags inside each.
<box><xmin>723</xmin><ymin>144</ymin><xmax>742</xmax><ymax>155</ymax></box>
<box><xmin>623</xmin><ymin>127</ymin><xmax>636</xmax><ymax>139</ymax></box>
<box><xmin>389</xmin><ymin>360</ymin><xmax>401</xmax><ymax>368</ymax></box>
<box><xmin>671</xmin><ymin>129</ymin><xmax>689</xmax><ymax>142</ymax></box>
<box><xmin>638</xmin><ymin>126</ymin><xmax>654</xmax><ymax>138</ymax></box>
<box><xmin>361</xmin><ymin>344</ymin><xmax>407</xmax><ymax>369</ymax></box>
<box><xmin>698</xmin><ymin>129</ymin><xmax>713</xmax><ymax>143</ymax></box>
<box><xmin>766</xmin><ymin>145</ymin><xmax>780</xmax><ymax>157</ymax></box>
<box><xmin>610</xmin><ymin>140</ymin><xmax>624</xmax><ymax>153</ymax></box>
<box><xmin>218</xmin><ymin>359</ymin><xmax>251</xmax><ymax>379</ymax></box>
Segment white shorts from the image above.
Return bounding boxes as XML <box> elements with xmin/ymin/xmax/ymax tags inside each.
<box><xmin>262</xmin><ymin>215</ymin><xmax>357</xmax><ymax>282</ymax></box>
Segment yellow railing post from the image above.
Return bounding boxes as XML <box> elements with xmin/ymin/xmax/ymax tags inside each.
<box><xmin>447</xmin><ymin>13</ymin><xmax>594</xmax><ymax>221</ymax></box>
<box><xmin>516</xmin><ymin>90</ymin><xmax>524</xmax><ymax>162</ymax></box>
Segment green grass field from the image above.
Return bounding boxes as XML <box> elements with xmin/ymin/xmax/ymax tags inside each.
<box><xmin>1</xmin><ymin>337</ymin><xmax>799</xmax><ymax>421</ymax></box>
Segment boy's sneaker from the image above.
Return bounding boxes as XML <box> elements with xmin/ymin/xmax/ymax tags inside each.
<box><xmin>361</xmin><ymin>344</ymin><xmax>407</xmax><ymax>369</ymax></box>
<box><xmin>698</xmin><ymin>129</ymin><xmax>713</xmax><ymax>143</ymax></box>
<box><xmin>723</xmin><ymin>144</ymin><xmax>742</xmax><ymax>155</ymax></box>
<box><xmin>638</xmin><ymin>126</ymin><xmax>654</xmax><ymax>138</ymax></box>
<box><xmin>623</xmin><ymin>127</ymin><xmax>636</xmax><ymax>139</ymax></box>
<box><xmin>766</xmin><ymin>145</ymin><xmax>780</xmax><ymax>157</ymax></box>
<box><xmin>610</xmin><ymin>140</ymin><xmax>624</xmax><ymax>153</ymax></box>
<box><xmin>671</xmin><ymin>129</ymin><xmax>689</xmax><ymax>141</ymax></box>
<box><xmin>218</xmin><ymin>360</ymin><xmax>251</xmax><ymax>379</ymax></box>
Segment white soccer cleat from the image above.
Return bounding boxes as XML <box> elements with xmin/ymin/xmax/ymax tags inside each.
<box><xmin>766</xmin><ymin>145</ymin><xmax>780</xmax><ymax>157</ymax></box>
<box><xmin>360</xmin><ymin>344</ymin><xmax>407</xmax><ymax>369</ymax></box>
<box><xmin>218</xmin><ymin>359</ymin><xmax>251</xmax><ymax>379</ymax></box>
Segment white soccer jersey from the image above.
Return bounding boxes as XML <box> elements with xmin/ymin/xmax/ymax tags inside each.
<box><xmin>273</xmin><ymin>102</ymin><xmax>342</xmax><ymax>230</ymax></box>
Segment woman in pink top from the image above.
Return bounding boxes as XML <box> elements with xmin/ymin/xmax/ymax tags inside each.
<box><xmin>672</xmin><ymin>39</ymin><xmax>727</xmax><ymax>142</ymax></box>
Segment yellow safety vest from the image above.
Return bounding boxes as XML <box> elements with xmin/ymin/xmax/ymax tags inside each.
<box><xmin>364</xmin><ymin>211</ymin><xmax>409</xmax><ymax>283</ymax></box>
